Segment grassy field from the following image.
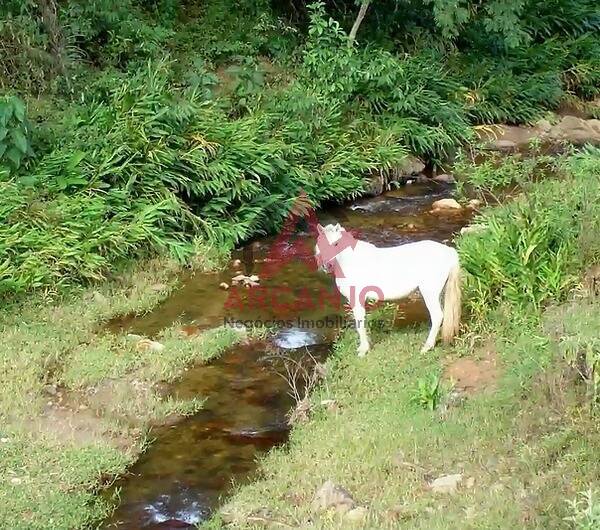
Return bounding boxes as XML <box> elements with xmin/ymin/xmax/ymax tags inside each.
<box><xmin>1</xmin><ymin>146</ymin><xmax>598</xmax><ymax>529</ymax></box>
<box><xmin>0</xmin><ymin>248</ymin><xmax>244</xmax><ymax>530</ymax></box>
<box><xmin>216</xmin><ymin>308</ymin><xmax>600</xmax><ymax>529</ymax></box>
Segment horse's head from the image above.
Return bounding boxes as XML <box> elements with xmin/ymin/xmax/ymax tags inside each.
<box><xmin>314</xmin><ymin>223</ymin><xmax>351</xmax><ymax>272</ymax></box>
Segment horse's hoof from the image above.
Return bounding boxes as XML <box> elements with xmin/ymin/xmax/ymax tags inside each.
<box><xmin>357</xmin><ymin>346</ymin><xmax>369</xmax><ymax>357</ymax></box>
<box><xmin>420</xmin><ymin>345</ymin><xmax>433</xmax><ymax>354</ymax></box>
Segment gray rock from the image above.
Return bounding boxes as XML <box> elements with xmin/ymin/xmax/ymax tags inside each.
<box><xmin>429</xmin><ymin>473</ymin><xmax>463</xmax><ymax>494</ymax></box>
<box><xmin>491</xmin><ymin>139</ymin><xmax>518</xmax><ymax>151</ymax></box>
<box><xmin>398</xmin><ymin>155</ymin><xmax>426</xmax><ymax>176</ymax></box>
<box><xmin>363</xmin><ymin>155</ymin><xmax>426</xmax><ymax>197</ymax></box>
<box><xmin>543</xmin><ymin>116</ymin><xmax>600</xmax><ymax>145</ymax></box>
<box><xmin>312</xmin><ymin>480</ymin><xmax>356</xmax><ymax>514</ymax></box>
<box><xmin>535</xmin><ymin>118</ymin><xmax>553</xmax><ymax>133</ymax></box>
<box><xmin>345</xmin><ymin>506</ymin><xmax>368</xmax><ymax>522</ymax></box>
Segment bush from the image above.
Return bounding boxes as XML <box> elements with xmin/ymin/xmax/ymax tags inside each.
<box><xmin>0</xmin><ymin>60</ymin><xmax>407</xmax><ymax>296</ymax></box>
<box><xmin>457</xmin><ymin>148</ymin><xmax>600</xmax><ymax>317</ymax></box>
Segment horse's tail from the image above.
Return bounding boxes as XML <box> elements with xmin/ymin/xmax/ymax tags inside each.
<box><xmin>442</xmin><ymin>261</ymin><xmax>461</xmax><ymax>344</ymax></box>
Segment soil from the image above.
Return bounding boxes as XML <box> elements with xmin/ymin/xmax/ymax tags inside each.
<box><xmin>444</xmin><ymin>346</ymin><xmax>499</xmax><ymax>394</ymax></box>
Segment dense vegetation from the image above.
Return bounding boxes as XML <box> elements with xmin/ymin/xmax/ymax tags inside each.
<box><xmin>1</xmin><ymin>0</ymin><xmax>599</xmax><ymax>297</ymax></box>
<box><xmin>1</xmin><ymin>3</ymin><xmax>600</xmax><ymax>528</ymax></box>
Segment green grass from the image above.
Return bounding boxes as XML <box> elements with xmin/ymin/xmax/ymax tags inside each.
<box><xmin>0</xmin><ymin>247</ymin><xmax>243</xmax><ymax>530</ymax></box>
<box><xmin>217</xmin><ymin>314</ymin><xmax>599</xmax><ymax>529</ymax></box>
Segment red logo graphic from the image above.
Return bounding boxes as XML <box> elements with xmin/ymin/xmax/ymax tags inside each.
<box><xmin>223</xmin><ymin>192</ymin><xmax>381</xmax><ymax>316</ymax></box>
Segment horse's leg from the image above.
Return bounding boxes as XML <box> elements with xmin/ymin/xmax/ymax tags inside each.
<box><xmin>419</xmin><ymin>284</ymin><xmax>444</xmax><ymax>353</ymax></box>
<box><xmin>352</xmin><ymin>303</ymin><xmax>370</xmax><ymax>356</ymax></box>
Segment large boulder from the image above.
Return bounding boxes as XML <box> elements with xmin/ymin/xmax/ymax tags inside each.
<box><xmin>479</xmin><ymin>116</ymin><xmax>600</xmax><ymax>153</ymax></box>
<box><xmin>541</xmin><ymin>116</ymin><xmax>600</xmax><ymax>145</ymax></box>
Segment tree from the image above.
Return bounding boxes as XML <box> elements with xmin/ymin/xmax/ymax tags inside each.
<box><xmin>348</xmin><ymin>1</ymin><xmax>371</xmax><ymax>47</ymax></box>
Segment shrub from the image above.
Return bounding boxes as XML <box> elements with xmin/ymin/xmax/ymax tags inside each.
<box><xmin>0</xmin><ymin>96</ymin><xmax>33</xmax><ymax>173</ymax></box>
<box><xmin>457</xmin><ymin>148</ymin><xmax>600</xmax><ymax>317</ymax></box>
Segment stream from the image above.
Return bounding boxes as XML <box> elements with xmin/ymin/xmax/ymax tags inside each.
<box><xmin>103</xmin><ymin>182</ymin><xmax>472</xmax><ymax>529</ymax></box>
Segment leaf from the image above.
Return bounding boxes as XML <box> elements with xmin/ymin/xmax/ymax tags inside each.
<box><xmin>523</xmin><ymin>243</ymin><xmax>538</xmax><ymax>264</ymax></box>
<box><xmin>18</xmin><ymin>175</ymin><xmax>37</xmax><ymax>187</ymax></box>
<box><xmin>68</xmin><ymin>150</ymin><xmax>86</xmax><ymax>169</ymax></box>
<box><xmin>12</xmin><ymin>98</ymin><xmax>26</xmax><ymax>122</ymax></box>
<box><xmin>5</xmin><ymin>147</ymin><xmax>22</xmax><ymax>169</ymax></box>
<box><xmin>11</xmin><ymin>129</ymin><xmax>28</xmax><ymax>154</ymax></box>
<box><xmin>0</xmin><ymin>128</ymin><xmax>7</xmax><ymax>142</ymax></box>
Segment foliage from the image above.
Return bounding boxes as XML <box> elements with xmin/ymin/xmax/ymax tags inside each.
<box><xmin>458</xmin><ymin>149</ymin><xmax>600</xmax><ymax>318</ymax></box>
<box><xmin>0</xmin><ymin>96</ymin><xmax>33</xmax><ymax>173</ymax></box>
<box><xmin>453</xmin><ymin>151</ymin><xmax>554</xmax><ymax>196</ymax></box>
<box><xmin>410</xmin><ymin>373</ymin><xmax>442</xmax><ymax>410</ymax></box>
<box><xmin>0</xmin><ymin>60</ymin><xmax>406</xmax><ymax>296</ymax></box>
<box><xmin>565</xmin><ymin>489</ymin><xmax>600</xmax><ymax>530</ymax></box>
<box><xmin>0</xmin><ymin>256</ymin><xmax>241</xmax><ymax>530</ymax></box>
<box><xmin>546</xmin><ymin>302</ymin><xmax>600</xmax><ymax>408</ymax></box>
<box><xmin>1</xmin><ymin>0</ymin><xmax>600</xmax><ymax>298</ymax></box>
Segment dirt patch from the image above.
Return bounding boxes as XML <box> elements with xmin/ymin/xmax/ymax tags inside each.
<box><xmin>444</xmin><ymin>347</ymin><xmax>499</xmax><ymax>394</ymax></box>
<box><xmin>31</xmin><ymin>395</ymin><xmax>134</xmax><ymax>451</ymax></box>
<box><xmin>28</xmin><ymin>380</ymin><xmax>164</xmax><ymax>452</ymax></box>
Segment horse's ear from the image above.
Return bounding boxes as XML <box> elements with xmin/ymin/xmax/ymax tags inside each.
<box><xmin>335</xmin><ymin>223</ymin><xmax>342</xmax><ymax>231</ymax></box>
<box><xmin>316</xmin><ymin>224</ymin><xmax>325</xmax><ymax>235</ymax></box>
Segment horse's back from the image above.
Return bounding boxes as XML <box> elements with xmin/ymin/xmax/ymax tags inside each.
<box><xmin>372</xmin><ymin>239</ymin><xmax>457</xmax><ymax>265</ymax></box>
<box><xmin>337</xmin><ymin>239</ymin><xmax>458</xmax><ymax>301</ymax></box>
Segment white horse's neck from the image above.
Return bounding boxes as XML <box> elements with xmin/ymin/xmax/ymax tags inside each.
<box><xmin>331</xmin><ymin>239</ymin><xmax>373</xmax><ymax>276</ymax></box>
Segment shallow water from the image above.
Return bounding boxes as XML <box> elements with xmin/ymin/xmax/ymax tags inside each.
<box><xmin>104</xmin><ymin>182</ymin><xmax>471</xmax><ymax>528</ymax></box>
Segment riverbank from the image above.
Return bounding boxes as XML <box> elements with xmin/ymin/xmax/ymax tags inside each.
<box><xmin>1</xmin><ymin>149</ymin><xmax>597</xmax><ymax>529</ymax></box>
<box><xmin>216</xmin><ymin>149</ymin><xmax>600</xmax><ymax>529</ymax></box>
<box><xmin>0</xmin><ymin>248</ymin><xmax>246</xmax><ymax>530</ymax></box>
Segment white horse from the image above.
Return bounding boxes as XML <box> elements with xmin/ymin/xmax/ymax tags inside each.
<box><xmin>315</xmin><ymin>223</ymin><xmax>461</xmax><ymax>355</ymax></box>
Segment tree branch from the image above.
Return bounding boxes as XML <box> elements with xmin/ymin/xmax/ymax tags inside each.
<box><xmin>348</xmin><ymin>1</ymin><xmax>371</xmax><ymax>47</ymax></box>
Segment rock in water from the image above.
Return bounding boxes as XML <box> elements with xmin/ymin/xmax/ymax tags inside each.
<box><xmin>312</xmin><ymin>480</ymin><xmax>356</xmax><ymax>514</ymax></box>
<box><xmin>432</xmin><ymin>198</ymin><xmax>462</xmax><ymax>210</ymax></box>
<box><xmin>429</xmin><ymin>473</ymin><xmax>463</xmax><ymax>494</ymax></box>
<box><xmin>432</xmin><ymin>173</ymin><xmax>455</xmax><ymax>184</ymax></box>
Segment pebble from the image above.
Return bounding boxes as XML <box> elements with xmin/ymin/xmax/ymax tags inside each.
<box><xmin>429</xmin><ymin>473</ymin><xmax>463</xmax><ymax>494</ymax></box>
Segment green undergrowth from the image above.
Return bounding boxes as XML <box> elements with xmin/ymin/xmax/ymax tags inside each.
<box><xmin>457</xmin><ymin>148</ymin><xmax>600</xmax><ymax>319</ymax></box>
<box><xmin>2</xmin><ymin>0</ymin><xmax>600</xmax><ymax>299</ymax></box>
<box><xmin>217</xmin><ymin>313</ymin><xmax>599</xmax><ymax>529</ymax></box>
